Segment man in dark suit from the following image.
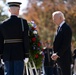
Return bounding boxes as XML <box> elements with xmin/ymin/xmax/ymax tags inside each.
<box><xmin>0</xmin><ymin>2</ymin><xmax>29</xmax><ymax>75</ymax></box>
<box><xmin>51</xmin><ymin>11</ymin><xmax>72</xmax><ymax>75</ymax></box>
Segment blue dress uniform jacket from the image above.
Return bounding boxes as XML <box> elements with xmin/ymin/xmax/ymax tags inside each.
<box><xmin>43</xmin><ymin>48</ymin><xmax>54</xmax><ymax>67</ymax></box>
<box><xmin>0</xmin><ymin>15</ymin><xmax>29</xmax><ymax>61</ymax></box>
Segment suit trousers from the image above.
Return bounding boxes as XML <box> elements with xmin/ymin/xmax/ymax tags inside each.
<box><xmin>4</xmin><ymin>60</ymin><xmax>24</xmax><ymax>75</ymax></box>
<box><xmin>59</xmin><ymin>62</ymin><xmax>71</xmax><ymax>75</ymax></box>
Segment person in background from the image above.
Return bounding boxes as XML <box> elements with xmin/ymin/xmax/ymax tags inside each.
<box><xmin>43</xmin><ymin>41</ymin><xmax>54</xmax><ymax>75</ymax></box>
<box><xmin>73</xmin><ymin>49</ymin><xmax>76</xmax><ymax>75</ymax></box>
<box><xmin>51</xmin><ymin>11</ymin><xmax>72</xmax><ymax>75</ymax></box>
<box><xmin>0</xmin><ymin>58</ymin><xmax>4</xmax><ymax>75</ymax></box>
<box><xmin>0</xmin><ymin>2</ymin><xmax>29</xmax><ymax>75</ymax></box>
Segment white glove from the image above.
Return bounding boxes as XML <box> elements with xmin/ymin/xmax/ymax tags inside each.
<box><xmin>24</xmin><ymin>58</ymin><xmax>29</xmax><ymax>63</ymax></box>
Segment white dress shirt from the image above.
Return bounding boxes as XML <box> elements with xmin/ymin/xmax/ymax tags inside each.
<box><xmin>57</xmin><ymin>21</ymin><xmax>65</xmax><ymax>34</ymax></box>
<box><xmin>58</xmin><ymin>21</ymin><xmax>65</xmax><ymax>31</ymax></box>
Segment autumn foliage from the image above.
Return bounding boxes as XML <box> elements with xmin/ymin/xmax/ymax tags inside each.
<box><xmin>22</xmin><ymin>0</ymin><xmax>76</xmax><ymax>50</ymax></box>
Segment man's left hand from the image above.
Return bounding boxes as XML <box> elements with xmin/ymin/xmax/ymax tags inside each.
<box><xmin>51</xmin><ymin>53</ymin><xmax>59</xmax><ymax>61</ymax></box>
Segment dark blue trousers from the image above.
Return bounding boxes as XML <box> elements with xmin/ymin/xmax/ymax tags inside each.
<box><xmin>44</xmin><ymin>66</ymin><xmax>53</xmax><ymax>75</ymax></box>
<box><xmin>4</xmin><ymin>60</ymin><xmax>24</xmax><ymax>75</ymax></box>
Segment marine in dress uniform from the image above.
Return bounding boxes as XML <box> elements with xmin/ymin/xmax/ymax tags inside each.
<box><xmin>0</xmin><ymin>2</ymin><xmax>29</xmax><ymax>75</ymax></box>
<box><xmin>43</xmin><ymin>43</ymin><xmax>54</xmax><ymax>75</ymax></box>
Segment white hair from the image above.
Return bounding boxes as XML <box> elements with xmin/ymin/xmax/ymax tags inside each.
<box><xmin>52</xmin><ymin>11</ymin><xmax>65</xmax><ymax>20</ymax></box>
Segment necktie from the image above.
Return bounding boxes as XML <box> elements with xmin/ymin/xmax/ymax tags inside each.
<box><xmin>57</xmin><ymin>26</ymin><xmax>60</xmax><ymax>33</ymax></box>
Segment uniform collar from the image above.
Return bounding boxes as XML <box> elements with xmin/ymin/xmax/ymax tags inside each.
<box><xmin>11</xmin><ymin>15</ymin><xmax>18</xmax><ymax>18</ymax></box>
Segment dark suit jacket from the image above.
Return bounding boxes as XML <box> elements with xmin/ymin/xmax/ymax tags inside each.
<box><xmin>53</xmin><ymin>22</ymin><xmax>72</xmax><ymax>75</ymax></box>
<box><xmin>0</xmin><ymin>15</ymin><xmax>29</xmax><ymax>61</ymax></box>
